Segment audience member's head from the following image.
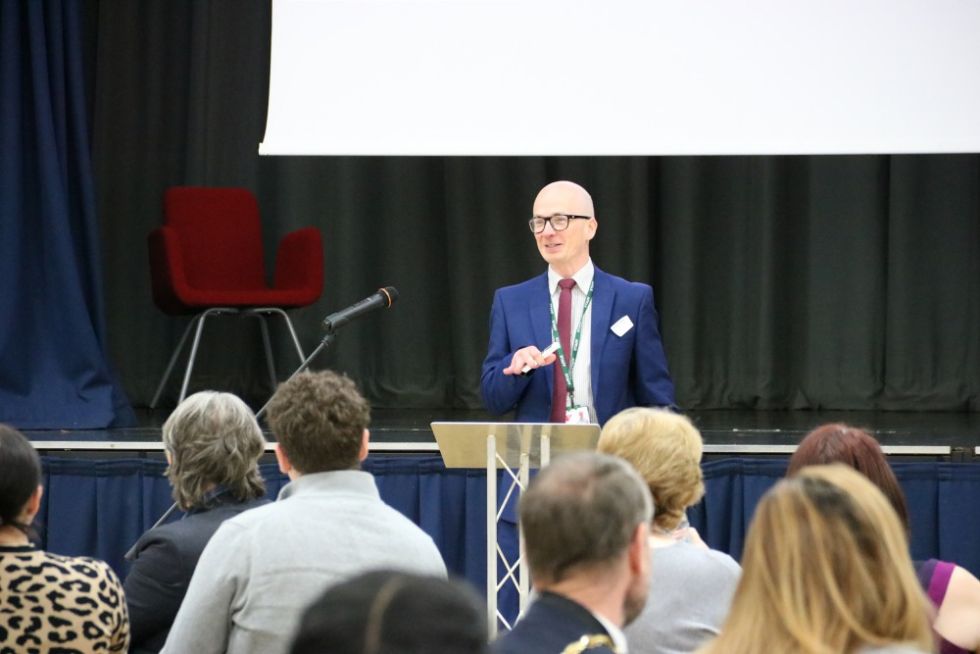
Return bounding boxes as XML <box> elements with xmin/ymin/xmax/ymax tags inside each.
<box><xmin>0</xmin><ymin>424</ymin><xmax>130</xmax><ymax>651</ymax></box>
<box><xmin>701</xmin><ymin>464</ymin><xmax>932</xmax><ymax>654</ymax></box>
<box><xmin>162</xmin><ymin>391</ymin><xmax>266</xmax><ymax>510</ymax></box>
<box><xmin>290</xmin><ymin>570</ymin><xmax>488</xmax><ymax>654</ymax></box>
<box><xmin>520</xmin><ymin>451</ymin><xmax>653</xmax><ymax>625</ymax></box>
<box><xmin>266</xmin><ymin>370</ymin><xmax>371</xmax><ymax>475</ymax></box>
<box><xmin>0</xmin><ymin>424</ymin><xmax>42</xmax><ymax>536</ymax></box>
<box><xmin>786</xmin><ymin>422</ymin><xmax>909</xmax><ymax>530</ymax></box>
<box><xmin>598</xmin><ymin>408</ymin><xmax>704</xmax><ymax>531</ymax></box>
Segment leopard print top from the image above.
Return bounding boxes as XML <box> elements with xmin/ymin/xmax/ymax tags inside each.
<box><xmin>0</xmin><ymin>545</ymin><xmax>129</xmax><ymax>653</ymax></box>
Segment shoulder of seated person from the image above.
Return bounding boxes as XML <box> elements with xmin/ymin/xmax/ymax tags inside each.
<box><xmin>932</xmin><ymin>565</ymin><xmax>980</xmax><ymax>651</ymax></box>
<box><xmin>947</xmin><ymin>565</ymin><xmax>980</xmax><ymax>598</ymax></box>
<box><xmin>666</xmin><ymin>540</ymin><xmax>741</xmax><ymax>572</ymax></box>
<box><xmin>940</xmin><ymin>564</ymin><xmax>980</xmax><ymax>619</ymax></box>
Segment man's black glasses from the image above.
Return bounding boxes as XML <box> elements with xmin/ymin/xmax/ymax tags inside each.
<box><xmin>528</xmin><ymin>214</ymin><xmax>591</xmax><ymax>233</ymax></box>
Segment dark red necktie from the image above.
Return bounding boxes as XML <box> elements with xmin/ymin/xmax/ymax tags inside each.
<box><xmin>550</xmin><ymin>278</ymin><xmax>577</xmax><ymax>422</ymax></box>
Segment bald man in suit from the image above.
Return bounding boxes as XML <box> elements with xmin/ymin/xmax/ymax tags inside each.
<box><xmin>481</xmin><ymin>181</ymin><xmax>674</xmax><ymax>425</ymax></box>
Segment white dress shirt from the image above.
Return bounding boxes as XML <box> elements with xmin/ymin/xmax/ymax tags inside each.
<box><xmin>548</xmin><ymin>259</ymin><xmax>595</xmax><ymax>418</ymax></box>
<box><xmin>594</xmin><ymin>610</ymin><xmax>630</xmax><ymax>653</ymax></box>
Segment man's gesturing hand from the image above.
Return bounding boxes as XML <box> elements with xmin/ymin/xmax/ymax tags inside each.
<box><xmin>503</xmin><ymin>345</ymin><xmax>558</xmax><ymax>376</ymax></box>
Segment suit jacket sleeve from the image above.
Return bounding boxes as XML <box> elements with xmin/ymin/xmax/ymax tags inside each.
<box><xmin>633</xmin><ymin>285</ymin><xmax>676</xmax><ymax>408</ymax></box>
<box><xmin>124</xmin><ymin>532</ymin><xmax>187</xmax><ymax>647</ymax></box>
<box><xmin>481</xmin><ymin>289</ymin><xmax>533</xmax><ymax>414</ymax></box>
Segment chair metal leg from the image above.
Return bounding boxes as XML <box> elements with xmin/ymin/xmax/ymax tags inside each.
<box><xmin>280</xmin><ymin>312</ymin><xmax>307</xmax><ymax>364</ymax></box>
<box><xmin>150</xmin><ymin>317</ymin><xmax>201</xmax><ymax>409</ymax></box>
<box><xmin>245</xmin><ymin>308</ymin><xmax>306</xmax><ymax>365</ymax></box>
<box><xmin>255</xmin><ymin>314</ymin><xmax>279</xmax><ymax>391</ymax></box>
<box><xmin>155</xmin><ymin>307</ymin><xmax>302</xmax><ymax>408</ymax></box>
<box><xmin>178</xmin><ymin>308</ymin><xmax>236</xmax><ymax>404</ymax></box>
<box><xmin>265</xmin><ymin>307</ymin><xmax>306</xmax><ymax>364</ymax></box>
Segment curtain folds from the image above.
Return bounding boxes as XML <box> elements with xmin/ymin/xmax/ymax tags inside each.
<box><xmin>0</xmin><ymin>0</ymin><xmax>134</xmax><ymax>428</ymax></box>
<box><xmin>7</xmin><ymin>1</ymin><xmax>974</xmax><ymax>425</ymax></box>
<box><xmin>37</xmin><ymin>455</ymin><xmax>980</xmax><ymax>627</ymax></box>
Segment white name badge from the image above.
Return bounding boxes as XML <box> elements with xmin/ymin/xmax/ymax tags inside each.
<box><xmin>611</xmin><ymin>315</ymin><xmax>634</xmax><ymax>337</ymax></box>
<box><xmin>565</xmin><ymin>405</ymin><xmax>593</xmax><ymax>424</ymax></box>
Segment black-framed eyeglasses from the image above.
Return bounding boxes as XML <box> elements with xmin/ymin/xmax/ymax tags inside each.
<box><xmin>528</xmin><ymin>214</ymin><xmax>591</xmax><ymax>234</ymax></box>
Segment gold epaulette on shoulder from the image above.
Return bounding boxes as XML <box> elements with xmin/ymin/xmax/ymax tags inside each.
<box><xmin>561</xmin><ymin>634</ymin><xmax>620</xmax><ymax>654</ymax></box>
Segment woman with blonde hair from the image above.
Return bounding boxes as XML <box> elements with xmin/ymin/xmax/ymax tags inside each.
<box><xmin>788</xmin><ymin>423</ymin><xmax>980</xmax><ymax>654</ymax></box>
<box><xmin>124</xmin><ymin>391</ymin><xmax>270</xmax><ymax>653</ymax></box>
<box><xmin>699</xmin><ymin>464</ymin><xmax>934</xmax><ymax>654</ymax></box>
<box><xmin>598</xmin><ymin>407</ymin><xmax>740</xmax><ymax>654</ymax></box>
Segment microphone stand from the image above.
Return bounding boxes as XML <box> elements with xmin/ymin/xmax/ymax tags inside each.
<box><xmin>124</xmin><ymin>501</ymin><xmax>182</xmax><ymax>561</ymax></box>
<box><xmin>255</xmin><ymin>332</ymin><xmax>335</xmax><ymax>421</ymax></box>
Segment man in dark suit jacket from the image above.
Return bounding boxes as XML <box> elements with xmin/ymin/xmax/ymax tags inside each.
<box><xmin>481</xmin><ymin>181</ymin><xmax>674</xmax><ymax>425</ymax></box>
<box><xmin>122</xmin><ymin>390</ymin><xmax>271</xmax><ymax>653</ymax></box>
<box><xmin>492</xmin><ymin>452</ymin><xmax>653</xmax><ymax>654</ymax></box>
<box><xmin>124</xmin><ymin>491</ymin><xmax>269</xmax><ymax>652</ymax></box>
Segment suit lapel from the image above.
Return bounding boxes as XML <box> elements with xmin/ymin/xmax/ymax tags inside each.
<box><xmin>590</xmin><ymin>267</ymin><xmax>615</xmax><ymax>408</ymax></box>
<box><xmin>529</xmin><ymin>272</ymin><xmax>554</xmax><ymax>397</ymax></box>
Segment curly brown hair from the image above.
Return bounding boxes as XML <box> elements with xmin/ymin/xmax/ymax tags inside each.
<box><xmin>266</xmin><ymin>370</ymin><xmax>371</xmax><ymax>474</ymax></box>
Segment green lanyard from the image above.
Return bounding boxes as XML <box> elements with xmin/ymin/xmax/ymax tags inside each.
<box><xmin>549</xmin><ymin>278</ymin><xmax>595</xmax><ymax>408</ymax></box>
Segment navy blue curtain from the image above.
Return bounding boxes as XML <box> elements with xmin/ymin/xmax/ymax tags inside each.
<box><xmin>686</xmin><ymin>459</ymin><xmax>980</xmax><ymax>570</ymax></box>
<box><xmin>36</xmin><ymin>456</ymin><xmax>980</xmax><ymax>628</ymax></box>
<box><xmin>0</xmin><ymin>1</ymin><xmax>134</xmax><ymax>428</ymax></box>
<box><xmin>36</xmin><ymin>457</ymin><xmax>494</xmax><ymax>590</ymax></box>
<box><xmin>688</xmin><ymin>459</ymin><xmax>789</xmax><ymax>561</ymax></box>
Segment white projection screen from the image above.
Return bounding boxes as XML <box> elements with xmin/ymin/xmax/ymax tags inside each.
<box><xmin>260</xmin><ymin>0</ymin><xmax>980</xmax><ymax>156</ymax></box>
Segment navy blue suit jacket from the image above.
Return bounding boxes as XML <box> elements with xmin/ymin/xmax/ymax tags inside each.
<box><xmin>492</xmin><ymin>592</ymin><xmax>617</xmax><ymax>654</ymax></box>
<box><xmin>481</xmin><ymin>266</ymin><xmax>674</xmax><ymax>425</ymax></box>
<box><xmin>123</xmin><ymin>495</ymin><xmax>269</xmax><ymax>653</ymax></box>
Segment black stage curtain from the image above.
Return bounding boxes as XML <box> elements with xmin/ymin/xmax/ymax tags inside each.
<box><xmin>87</xmin><ymin>1</ymin><xmax>980</xmax><ymax>413</ymax></box>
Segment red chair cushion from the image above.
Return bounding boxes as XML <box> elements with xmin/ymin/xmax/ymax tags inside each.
<box><xmin>148</xmin><ymin>187</ymin><xmax>322</xmax><ymax>314</ymax></box>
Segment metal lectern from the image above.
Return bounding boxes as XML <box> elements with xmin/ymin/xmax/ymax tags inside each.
<box><xmin>431</xmin><ymin>421</ymin><xmax>600</xmax><ymax>636</ymax></box>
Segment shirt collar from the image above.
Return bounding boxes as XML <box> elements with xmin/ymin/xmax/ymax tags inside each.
<box><xmin>548</xmin><ymin>258</ymin><xmax>595</xmax><ymax>295</ymax></box>
<box><xmin>277</xmin><ymin>469</ymin><xmax>379</xmax><ymax>501</ymax></box>
<box><xmin>591</xmin><ymin>610</ymin><xmax>629</xmax><ymax>653</ymax></box>
<box><xmin>186</xmin><ymin>485</ymin><xmax>235</xmax><ymax>514</ymax></box>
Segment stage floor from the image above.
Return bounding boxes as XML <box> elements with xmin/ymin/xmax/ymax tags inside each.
<box><xmin>23</xmin><ymin>408</ymin><xmax>980</xmax><ymax>460</ymax></box>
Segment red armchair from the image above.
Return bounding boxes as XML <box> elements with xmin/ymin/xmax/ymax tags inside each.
<box><xmin>148</xmin><ymin>186</ymin><xmax>323</xmax><ymax>406</ymax></box>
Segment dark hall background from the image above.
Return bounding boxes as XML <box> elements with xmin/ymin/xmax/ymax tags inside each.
<box><xmin>82</xmin><ymin>1</ymin><xmax>979</xmax><ymax>418</ymax></box>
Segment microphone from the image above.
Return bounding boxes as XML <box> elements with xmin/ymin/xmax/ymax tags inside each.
<box><xmin>322</xmin><ymin>287</ymin><xmax>399</xmax><ymax>333</ymax></box>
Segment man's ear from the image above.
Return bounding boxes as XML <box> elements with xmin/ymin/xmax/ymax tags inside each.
<box><xmin>358</xmin><ymin>429</ymin><xmax>370</xmax><ymax>462</ymax></box>
<box><xmin>274</xmin><ymin>443</ymin><xmax>293</xmax><ymax>476</ymax></box>
<box><xmin>628</xmin><ymin>522</ymin><xmax>649</xmax><ymax>575</ymax></box>
<box><xmin>587</xmin><ymin>217</ymin><xmax>598</xmax><ymax>240</ymax></box>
